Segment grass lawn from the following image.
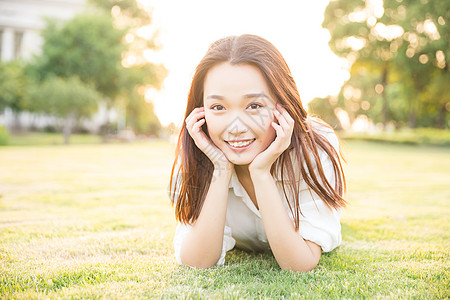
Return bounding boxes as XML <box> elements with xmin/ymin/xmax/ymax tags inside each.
<box><xmin>3</xmin><ymin>132</ymin><xmax>103</xmax><ymax>146</ymax></box>
<box><xmin>0</xmin><ymin>139</ymin><xmax>448</xmax><ymax>298</ymax></box>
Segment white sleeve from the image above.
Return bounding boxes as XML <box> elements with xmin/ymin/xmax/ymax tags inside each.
<box><xmin>297</xmin><ymin>198</ymin><xmax>342</xmax><ymax>252</ymax></box>
<box><xmin>173</xmin><ymin>222</ymin><xmax>236</xmax><ymax>266</ymax></box>
<box><xmin>297</xmin><ymin>130</ymin><xmax>342</xmax><ymax>252</ymax></box>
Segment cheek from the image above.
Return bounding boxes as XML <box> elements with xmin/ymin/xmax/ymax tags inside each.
<box><xmin>258</xmin><ymin>111</ymin><xmax>276</xmax><ymax>144</ymax></box>
<box><xmin>261</xmin><ymin>125</ymin><xmax>276</xmax><ymax>145</ymax></box>
<box><xmin>205</xmin><ymin>113</ymin><xmax>222</xmax><ymax>141</ymax></box>
<box><xmin>252</xmin><ymin>109</ymin><xmax>275</xmax><ymax>134</ymax></box>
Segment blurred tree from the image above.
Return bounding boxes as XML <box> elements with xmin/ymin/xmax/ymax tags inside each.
<box><xmin>89</xmin><ymin>0</ymin><xmax>167</xmax><ymax>134</ymax></box>
<box><xmin>114</xmin><ymin>63</ymin><xmax>166</xmax><ymax>134</ymax></box>
<box><xmin>27</xmin><ymin>76</ymin><xmax>102</xmax><ymax>144</ymax></box>
<box><xmin>0</xmin><ymin>61</ymin><xmax>28</xmax><ymax>132</ymax></box>
<box><xmin>339</xmin><ymin>59</ymin><xmax>399</xmax><ymax>125</ymax></box>
<box><xmin>126</xmin><ymin>93</ymin><xmax>161</xmax><ymax>136</ymax></box>
<box><xmin>308</xmin><ymin>96</ymin><xmax>343</xmax><ymax>130</ymax></box>
<box><xmin>28</xmin><ymin>3</ymin><xmax>167</xmax><ymax>135</ymax></box>
<box><xmin>384</xmin><ymin>0</ymin><xmax>450</xmax><ymax>128</ymax></box>
<box><xmin>323</xmin><ymin>0</ymin><xmax>394</xmax><ymax>126</ymax></box>
<box><xmin>0</xmin><ymin>62</ymin><xmax>26</xmax><ymax>111</ymax></box>
<box><xmin>30</xmin><ymin>14</ymin><xmax>125</xmax><ymax>99</ymax></box>
<box><xmin>323</xmin><ymin>0</ymin><xmax>450</xmax><ymax>129</ymax></box>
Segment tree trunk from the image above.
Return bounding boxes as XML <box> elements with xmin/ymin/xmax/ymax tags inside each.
<box><xmin>408</xmin><ymin>103</ymin><xmax>417</xmax><ymax>128</ymax></box>
<box><xmin>63</xmin><ymin>114</ymin><xmax>76</xmax><ymax>144</ymax></box>
<box><xmin>381</xmin><ymin>65</ymin><xmax>388</xmax><ymax>127</ymax></box>
<box><xmin>437</xmin><ymin>103</ymin><xmax>447</xmax><ymax>129</ymax></box>
<box><xmin>11</xmin><ymin>111</ymin><xmax>22</xmax><ymax>133</ymax></box>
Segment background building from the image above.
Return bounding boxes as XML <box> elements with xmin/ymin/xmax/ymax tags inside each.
<box><xmin>0</xmin><ymin>0</ymin><xmax>116</xmax><ymax>133</ymax></box>
<box><xmin>0</xmin><ymin>0</ymin><xmax>87</xmax><ymax>62</ymax></box>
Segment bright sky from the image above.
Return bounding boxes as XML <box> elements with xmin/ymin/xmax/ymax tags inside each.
<box><xmin>138</xmin><ymin>0</ymin><xmax>349</xmax><ymax>127</ymax></box>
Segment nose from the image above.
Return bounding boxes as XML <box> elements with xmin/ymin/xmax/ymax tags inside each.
<box><xmin>225</xmin><ymin>116</ymin><xmax>249</xmax><ymax>138</ymax></box>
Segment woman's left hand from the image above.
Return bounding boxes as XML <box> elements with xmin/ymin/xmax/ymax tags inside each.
<box><xmin>249</xmin><ymin>104</ymin><xmax>295</xmax><ymax>175</ymax></box>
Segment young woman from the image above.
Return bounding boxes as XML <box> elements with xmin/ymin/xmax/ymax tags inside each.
<box><xmin>169</xmin><ymin>34</ymin><xmax>346</xmax><ymax>272</ymax></box>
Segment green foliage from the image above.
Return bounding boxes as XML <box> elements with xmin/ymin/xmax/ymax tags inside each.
<box><xmin>27</xmin><ymin>76</ymin><xmax>101</xmax><ymax>120</ymax></box>
<box><xmin>323</xmin><ymin>0</ymin><xmax>450</xmax><ymax>129</ymax></box>
<box><xmin>20</xmin><ymin>1</ymin><xmax>167</xmax><ymax>137</ymax></box>
<box><xmin>308</xmin><ymin>97</ymin><xmax>343</xmax><ymax>130</ymax></box>
<box><xmin>125</xmin><ymin>96</ymin><xmax>161</xmax><ymax>135</ymax></box>
<box><xmin>0</xmin><ymin>126</ymin><xmax>9</xmax><ymax>145</ymax></box>
<box><xmin>30</xmin><ymin>14</ymin><xmax>125</xmax><ymax>99</ymax></box>
<box><xmin>114</xmin><ymin>65</ymin><xmax>167</xmax><ymax>135</ymax></box>
<box><xmin>88</xmin><ymin>0</ymin><xmax>151</xmax><ymax>26</ymax></box>
<box><xmin>0</xmin><ymin>61</ymin><xmax>27</xmax><ymax>112</ymax></box>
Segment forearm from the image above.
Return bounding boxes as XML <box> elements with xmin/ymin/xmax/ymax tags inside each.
<box><xmin>180</xmin><ymin>169</ymin><xmax>232</xmax><ymax>268</ymax></box>
<box><xmin>251</xmin><ymin>171</ymin><xmax>321</xmax><ymax>272</ymax></box>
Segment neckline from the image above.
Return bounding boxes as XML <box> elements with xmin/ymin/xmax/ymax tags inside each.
<box><xmin>229</xmin><ymin>169</ymin><xmax>261</xmax><ymax>217</ymax></box>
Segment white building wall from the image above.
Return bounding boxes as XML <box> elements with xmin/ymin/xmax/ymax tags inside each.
<box><xmin>0</xmin><ymin>0</ymin><xmax>87</xmax><ymax>62</ymax></box>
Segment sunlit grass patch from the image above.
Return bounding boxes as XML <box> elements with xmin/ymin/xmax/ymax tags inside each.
<box><xmin>4</xmin><ymin>132</ymin><xmax>103</xmax><ymax>146</ymax></box>
<box><xmin>0</xmin><ymin>140</ymin><xmax>448</xmax><ymax>298</ymax></box>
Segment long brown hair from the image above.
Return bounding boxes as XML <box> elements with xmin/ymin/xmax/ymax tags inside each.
<box><xmin>169</xmin><ymin>34</ymin><xmax>346</xmax><ymax>230</ymax></box>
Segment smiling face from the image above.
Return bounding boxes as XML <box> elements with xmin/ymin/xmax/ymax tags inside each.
<box><xmin>203</xmin><ymin>62</ymin><xmax>277</xmax><ymax>165</ymax></box>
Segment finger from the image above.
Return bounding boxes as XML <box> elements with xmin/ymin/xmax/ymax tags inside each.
<box><xmin>192</xmin><ymin>118</ymin><xmax>205</xmax><ymax>132</ymax></box>
<box><xmin>185</xmin><ymin>108</ymin><xmax>198</xmax><ymax>123</ymax></box>
<box><xmin>277</xmin><ymin>104</ymin><xmax>295</xmax><ymax>126</ymax></box>
<box><xmin>186</xmin><ymin>111</ymin><xmax>205</xmax><ymax>128</ymax></box>
<box><xmin>185</xmin><ymin>107</ymin><xmax>204</xmax><ymax>125</ymax></box>
<box><xmin>272</xmin><ymin>121</ymin><xmax>286</xmax><ymax>138</ymax></box>
<box><xmin>274</xmin><ymin>109</ymin><xmax>290</xmax><ymax>130</ymax></box>
<box><xmin>189</xmin><ymin>119</ymin><xmax>210</xmax><ymax>150</ymax></box>
<box><xmin>277</xmin><ymin>105</ymin><xmax>294</xmax><ymax>126</ymax></box>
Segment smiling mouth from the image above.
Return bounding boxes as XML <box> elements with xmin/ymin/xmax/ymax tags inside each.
<box><xmin>225</xmin><ymin>138</ymin><xmax>256</xmax><ymax>148</ymax></box>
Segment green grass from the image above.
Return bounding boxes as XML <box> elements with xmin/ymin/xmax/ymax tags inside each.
<box><xmin>0</xmin><ymin>140</ymin><xmax>448</xmax><ymax>298</ymax></box>
<box><xmin>3</xmin><ymin>132</ymin><xmax>103</xmax><ymax>146</ymax></box>
<box><xmin>340</xmin><ymin>128</ymin><xmax>450</xmax><ymax>147</ymax></box>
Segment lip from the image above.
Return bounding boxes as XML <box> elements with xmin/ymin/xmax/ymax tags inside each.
<box><xmin>225</xmin><ymin>138</ymin><xmax>256</xmax><ymax>152</ymax></box>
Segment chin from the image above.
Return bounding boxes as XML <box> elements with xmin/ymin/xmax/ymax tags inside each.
<box><xmin>228</xmin><ymin>158</ymin><xmax>252</xmax><ymax>166</ymax></box>
<box><xmin>222</xmin><ymin>151</ymin><xmax>256</xmax><ymax>166</ymax></box>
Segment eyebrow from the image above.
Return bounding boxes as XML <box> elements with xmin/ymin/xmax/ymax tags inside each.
<box><xmin>205</xmin><ymin>92</ymin><xmax>270</xmax><ymax>101</ymax></box>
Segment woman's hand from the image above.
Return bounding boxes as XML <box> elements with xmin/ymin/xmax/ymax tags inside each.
<box><xmin>185</xmin><ymin>107</ymin><xmax>232</xmax><ymax>172</ymax></box>
<box><xmin>249</xmin><ymin>104</ymin><xmax>294</xmax><ymax>175</ymax></box>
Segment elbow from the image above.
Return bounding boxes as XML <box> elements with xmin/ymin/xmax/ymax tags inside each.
<box><xmin>179</xmin><ymin>251</ymin><xmax>221</xmax><ymax>269</ymax></box>
<box><xmin>178</xmin><ymin>236</ymin><xmax>224</xmax><ymax>269</ymax></box>
<box><xmin>278</xmin><ymin>241</ymin><xmax>322</xmax><ymax>272</ymax></box>
<box><xmin>181</xmin><ymin>257</ymin><xmax>217</xmax><ymax>269</ymax></box>
<box><xmin>280</xmin><ymin>260</ymin><xmax>319</xmax><ymax>273</ymax></box>
<box><xmin>188</xmin><ymin>263</ymin><xmax>216</xmax><ymax>269</ymax></box>
<box><xmin>277</xmin><ymin>252</ymin><xmax>321</xmax><ymax>272</ymax></box>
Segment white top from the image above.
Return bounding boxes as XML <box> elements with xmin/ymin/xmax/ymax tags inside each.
<box><xmin>171</xmin><ymin>122</ymin><xmax>342</xmax><ymax>266</ymax></box>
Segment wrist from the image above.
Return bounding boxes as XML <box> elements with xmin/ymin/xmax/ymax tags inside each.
<box><xmin>213</xmin><ymin>164</ymin><xmax>233</xmax><ymax>177</ymax></box>
<box><xmin>249</xmin><ymin>168</ymin><xmax>272</xmax><ymax>181</ymax></box>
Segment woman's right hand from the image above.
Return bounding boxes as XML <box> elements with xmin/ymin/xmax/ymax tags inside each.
<box><xmin>185</xmin><ymin>107</ymin><xmax>232</xmax><ymax>172</ymax></box>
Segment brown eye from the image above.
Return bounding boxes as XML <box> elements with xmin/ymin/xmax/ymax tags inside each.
<box><xmin>211</xmin><ymin>104</ymin><xmax>225</xmax><ymax>111</ymax></box>
<box><xmin>248</xmin><ymin>103</ymin><xmax>263</xmax><ymax>110</ymax></box>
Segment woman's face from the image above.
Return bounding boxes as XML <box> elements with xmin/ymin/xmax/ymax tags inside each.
<box><xmin>203</xmin><ymin>62</ymin><xmax>277</xmax><ymax>165</ymax></box>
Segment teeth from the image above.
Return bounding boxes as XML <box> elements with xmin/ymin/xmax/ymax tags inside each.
<box><xmin>228</xmin><ymin>139</ymin><xmax>254</xmax><ymax>147</ymax></box>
